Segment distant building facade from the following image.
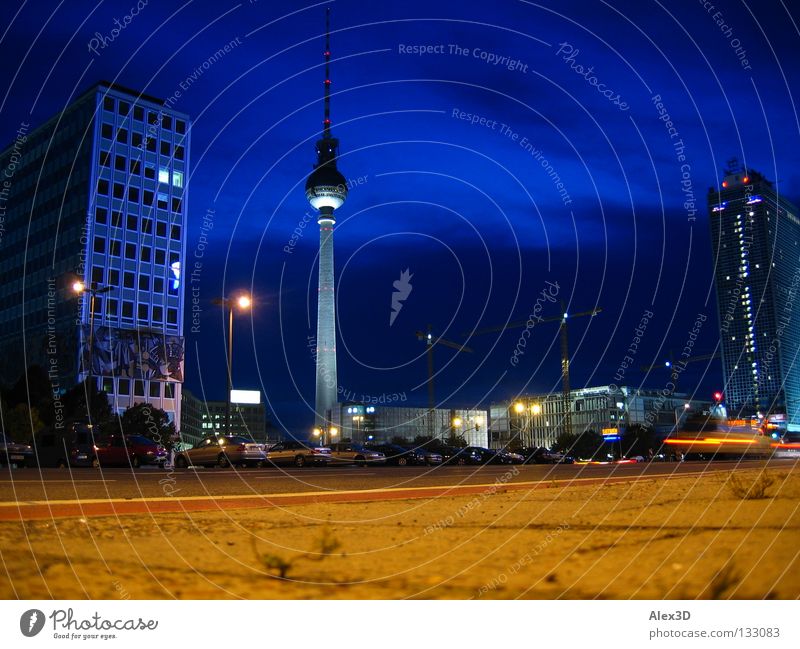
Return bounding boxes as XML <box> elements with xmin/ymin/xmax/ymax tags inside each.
<box><xmin>0</xmin><ymin>82</ymin><xmax>190</xmax><ymax>426</ymax></box>
<box><xmin>708</xmin><ymin>166</ymin><xmax>800</xmax><ymax>431</ymax></box>
<box><xmin>180</xmin><ymin>389</ymin><xmax>204</xmax><ymax>446</ymax></box>
<box><xmin>180</xmin><ymin>389</ymin><xmax>268</xmax><ymax>444</ymax></box>
<box><xmin>489</xmin><ymin>385</ymin><xmax>713</xmax><ymax>449</ymax></box>
<box><xmin>335</xmin><ymin>403</ymin><xmax>488</xmax><ymax>446</ymax></box>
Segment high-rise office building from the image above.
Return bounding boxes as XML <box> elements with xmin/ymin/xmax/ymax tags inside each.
<box><xmin>708</xmin><ymin>166</ymin><xmax>800</xmax><ymax>431</ymax></box>
<box><xmin>0</xmin><ymin>81</ymin><xmax>190</xmax><ymax>427</ymax></box>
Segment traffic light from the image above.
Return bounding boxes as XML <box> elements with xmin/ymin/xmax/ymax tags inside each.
<box><xmin>713</xmin><ymin>391</ymin><xmax>723</xmax><ymax>402</ymax></box>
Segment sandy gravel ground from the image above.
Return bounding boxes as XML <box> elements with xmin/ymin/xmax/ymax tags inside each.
<box><xmin>1</xmin><ymin>466</ymin><xmax>798</xmax><ymax>599</ymax></box>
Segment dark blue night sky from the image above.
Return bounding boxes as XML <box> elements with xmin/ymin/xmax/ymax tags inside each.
<box><xmin>3</xmin><ymin>0</ymin><xmax>799</xmax><ymax>435</ymax></box>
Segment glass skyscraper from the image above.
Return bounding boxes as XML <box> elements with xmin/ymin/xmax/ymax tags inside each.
<box><xmin>708</xmin><ymin>167</ymin><xmax>800</xmax><ymax>431</ymax></box>
<box><xmin>0</xmin><ymin>81</ymin><xmax>190</xmax><ymax>427</ymax></box>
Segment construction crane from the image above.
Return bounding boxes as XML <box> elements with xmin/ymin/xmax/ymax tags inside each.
<box><xmin>467</xmin><ymin>301</ymin><xmax>602</xmax><ymax>436</ymax></box>
<box><xmin>640</xmin><ymin>350</ymin><xmax>721</xmax><ymax>394</ymax></box>
<box><xmin>415</xmin><ymin>325</ymin><xmax>473</xmax><ymax>437</ymax></box>
<box><xmin>639</xmin><ymin>350</ymin><xmax>722</xmax><ymax>431</ymax></box>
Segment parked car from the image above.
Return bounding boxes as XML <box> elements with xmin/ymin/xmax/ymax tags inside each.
<box><xmin>265</xmin><ymin>440</ymin><xmax>332</xmax><ymax>467</ymax></box>
<box><xmin>367</xmin><ymin>443</ymin><xmax>425</xmax><ymax>466</ymax></box>
<box><xmin>174</xmin><ymin>435</ymin><xmax>266</xmax><ymax>468</ymax></box>
<box><xmin>329</xmin><ymin>443</ymin><xmax>386</xmax><ymax>466</ymax></box>
<box><xmin>93</xmin><ymin>435</ymin><xmax>167</xmax><ymax>468</ymax></box>
<box><xmin>465</xmin><ymin>446</ymin><xmax>514</xmax><ymax>464</ymax></box>
<box><xmin>403</xmin><ymin>446</ymin><xmax>443</xmax><ymax>465</ymax></box>
<box><xmin>0</xmin><ymin>432</ymin><xmax>34</xmax><ymax>467</ymax></box>
<box><xmin>33</xmin><ymin>422</ymin><xmax>96</xmax><ymax>467</ymax></box>
<box><xmin>436</xmin><ymin>445</ymin><xmax>482</xmax><ymax>465</ymax></box>
<box><xmin>520</xmin><ymin>447</ymin><xmax>574</xmax><ymax>464</ymax></box>
<box><xmin>495</xmin><ymin>448</ymin><xmax>525</xmax><ymax>464</ymax></box>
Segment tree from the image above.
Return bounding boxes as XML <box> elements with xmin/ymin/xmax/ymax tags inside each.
<box><xmin>115</xmin><ymin>402</ymin><xmax>176</xmax><ymax>450</ymax></box>
<box><xmin>552</xmin><ymin>432</ymin><xmax>577</xmax><ymax>454</ymax></box>
<box><xmin>61</xmin><ymin>379</ymin><xmax>112</xmax><ymax>425</ymax></box>
<box><xmin>682</xmin><ymin>412</ymin><xmax>718</xmax><ymax>432</ymax></box>
<box><xmin>620</xmin><ymin>424</ymin><xmax>656</xmax><ymax>458</ymax></box>
<box><xmin>553</xmin><ymin>430</ymin><xmax>605</xmax><ymax>459</ymax></box>
<box><xmin>444</xmin><ymin>434</ymin><xmax>467</xmax><ymax>448</ymax></box>
<box><xmin>3</xmin><ymin>365</ymin><xmax>54</xmax><ymax>426</ymax></box>
<box><xmin>1</xmin><ymin>402</ymin><xmax>44</xmax><ymax>443</ymax></box>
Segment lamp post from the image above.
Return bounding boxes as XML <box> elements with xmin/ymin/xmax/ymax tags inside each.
<box><xmin>313</xmin><ymin>425</ymin><xmax>337</xmax><ymax>446</ymax></box>
<box><xmin>451</xmin><ymin>416</ymin><xmax>463</xmax><ymax>441</ymax></box>
<box><xmin>513</xmin><ymin>402</ymin><xmax>526</xmax><ymax>444</ymax></box>
<box><xmin>213</xmin><ymin>293</ymin><xmax>251</xmax><ymax>436</ymax></box>
<box><xmin>530</xmin><ymin>403</ymin><xmax>541</xmax><ymax>446</ymax></box>
<box><xmin>352</xmin><ymin>415</ymin><xmax>363</xmax><ymax>442</ymax></box>
<box><xmin>513</xmin><ymin>402</ymin><xmax>540</xmax><ymax>446</ymax></box>
<box><xmin>73</xmin><ymin>281</ymin><xmax>112</xmax><ymax>414</ymax></box>
<box><xmin>674</xmin><ymin>403</ymin><xmax>690</xmax><ymax>439</ymax></box>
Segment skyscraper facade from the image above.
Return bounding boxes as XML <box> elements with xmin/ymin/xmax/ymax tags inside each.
<box><xmin>708</xmin><ymin>167</ymin><xmax>800</xmax><ymax>430</ymax></box>
<box><xmin>0</xmin><ymin>81</ymin><xmax>190</xmax><ymax>427</ymax></box>
<box><xmin>305</xmin><ymin>10</ymin><xmax>348</xmax><ymax>428</ymax></box>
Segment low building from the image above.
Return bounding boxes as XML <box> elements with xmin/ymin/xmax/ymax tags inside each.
<box><xmin>489</xmin><ymin>385</ymin><xmax>713</xmax><ymax>449</ymax></box>
<box><xmin>334</xmin><ymin>403</ymin><xmax>488</xmax><ymax>447</ymax></box>
<box><xmin>180</xmin><ymin>389</ymin><xmax>204</xmax><ymax>446</ymax></box>
<box><xmin>180</xmin><ymin>389</ymin><xmax>268</xmax><ymax>444</ymax></box>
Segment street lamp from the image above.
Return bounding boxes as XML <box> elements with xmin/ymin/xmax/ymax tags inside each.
<box><xmin>450</xmin><ymin>416</ymin><xmax>463</xmax><ymax>440</ymax></box>
<box><xmin>512</xmin><ymin>402</ymin><xmax>540</xmax><ymax>445</ymax></box>
<box><xmin>674</xmin><ymin>403</ymin><xmax>690</xmax><ymax>438</ymax></box>
<box><xmin>352</xmin><ymin>415</ymin><xmax>364</xmax><ymax>442</ymax></box>
<box><xmin>213</xmin><ymin>292</ymin><xmax>252</xmax><ymax>436</ymax></box>
<box><xmin>73</xmin><ymin>281</ymin><xmax>113</xmax><ymax>396</ymax></box>
<box><xmin>313</xmin><ymin>425</ymin><xmax>337</xmax><ymax>445</ymax></box>
<box><xmin>529</xmin><ymin>404</ymin><xmax>541</xmax><ymax>446</ymax></box>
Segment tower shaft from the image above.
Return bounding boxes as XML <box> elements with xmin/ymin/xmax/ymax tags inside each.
<box><xmin>315</xmin><ymin>218</ymin><xmax>337</xmax><ymax>426</ymax></box>
<box><xmin>306</xmin><ymin>7</ymin><xmax>347</xmax><ymax>430</ymax></box>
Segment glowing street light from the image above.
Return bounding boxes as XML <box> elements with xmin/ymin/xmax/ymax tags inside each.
<box><xmin>531</xmin><ymin>404</ymin><xmax>541</xmax><ymax>415</ymax></box>
<box><xmin>514</xmin><ymin>402</ymin><xmax>525</xmax><ymax>414</ymax></box>
<box><xmin>213</xmin><ymin>292</ymin><xmax>253</xmax><ymax>435</ymax></box>
<box><xmin>674</xmin><ymin>403</ymin><xmax>691</xmax><ymax>438</ymax></box>
<box><xmin>72</xmin><ymin>280</ymin><xmax>113</xmax><ymax>399</ymax></box>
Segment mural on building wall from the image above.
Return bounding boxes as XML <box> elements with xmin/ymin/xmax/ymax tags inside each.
<box><xmin>79</xmin><ymin>326</ymin><xmax>184</xmax><ymax>381</ymax></box>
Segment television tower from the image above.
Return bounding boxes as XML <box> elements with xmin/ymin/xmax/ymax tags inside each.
<box><xmin>306</xmin><ymin>8</ymin><xmax>348</xmax><ymax>428</ymax></box>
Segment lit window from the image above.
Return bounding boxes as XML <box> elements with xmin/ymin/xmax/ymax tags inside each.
<box><xmin>172</xmin><ymin>170</ymin><xmax>183</xmax><ymax>187</ymax></box>
<box><xmin>158</xmin><ymin>167</ymin><xmax>170</xmax><ymax>184</ymax></box>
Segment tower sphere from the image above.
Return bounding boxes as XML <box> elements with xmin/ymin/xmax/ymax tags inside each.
<box><xmin>306</xmin><ymin>162</ymin><xmax>347</xmax><ymax>212</ymax></box>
